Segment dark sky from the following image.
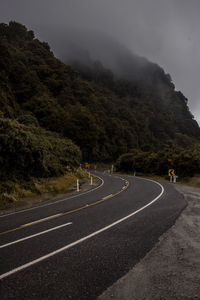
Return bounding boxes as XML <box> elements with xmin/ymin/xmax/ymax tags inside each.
<box><xmin>1</xmin><ymin>0</ymin><xmax>200</xmax><ymax>124</ymax></box>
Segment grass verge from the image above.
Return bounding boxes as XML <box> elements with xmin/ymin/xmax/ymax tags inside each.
<box><xmin>181</xmin><ymin>174</ymin><xmax>200</xmax><ymax>188</ymax></box>
<box><xmin>115</xmin><ymin>171</ymin><xmax>200</xmax><ymax>188</ymax></box>
<box><xmin>0</xmin><ymin>168</ymin><xmax>89</xmax><ymax>211</ymax></box>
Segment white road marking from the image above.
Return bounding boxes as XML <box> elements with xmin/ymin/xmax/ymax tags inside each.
<box><xmin>21</xmin><ymin>214</ymin><xmax>63</xmax><ymax>227</ymax></box>
<box><xmin>0</xmin><ymin>178</ymin><xmax>164</xmax><ymax>280</ymax></box>
<box><xmin>102</xmin><ymin>194</ymin><xmax>113</xmax><ymax>200</ymax></box>
<box><xmin>0</xmin><ymin>175</ymin><xmax>104</xmax><ymax>218</ymax></box>
<box><xmin>0</xmin><ymin>223</ymin><xmax>72</xmax><ymax>249</ymax></box>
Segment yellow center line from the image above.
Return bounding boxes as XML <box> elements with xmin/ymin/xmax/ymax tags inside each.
<box><xmin>0</xmin><ymin>180</ymin><xmax>130</xmax><ymax>236</ymax></box>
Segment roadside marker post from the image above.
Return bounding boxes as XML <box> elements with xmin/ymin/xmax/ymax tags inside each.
<box><xmin>173</xmin><ymin>175</ymin><xmax>178</xmax><ymax>183</ymax></box>
<box><xmin>90</xmin><ymin>176</ymin><xmax>93</xmax><ymax>186</ymax></box>
<box><xmin>77</xmin><ymin>179</ymin><xmax>80</xmax><ymax>192</ymax></box>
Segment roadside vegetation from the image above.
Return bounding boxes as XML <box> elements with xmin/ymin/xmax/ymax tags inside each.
<box><xmin>0</xmin><ymin>115</ymin><xmax>81</xmax><ymax>181</ymax></box>
<box><xmin>114</xmin><ymin>170</ymin><xmax>200</xmax><ymax>188</ymax></box>
<box><xmin>0</xmin><ymin>22</ymin><xmax>200</xmax><ymax>209</ymax></box>
<box><xmin>181</xmin><ymin>175</ymin><xmax>200</xmax><ymax>187</ymax></box>
<box><xmin>0</xmin><ymin>168</ymin><xmax>88</xmax><ymax>211</ymax></box>
<box><xmin>115</xmin><ymin>147</ymin><xmax>200</xmax><ymax>179</ymax></box>
<box><xmin>1</xmin><ymin>22</ymin><xmax>199</xmax><ymax>164</ymax></box>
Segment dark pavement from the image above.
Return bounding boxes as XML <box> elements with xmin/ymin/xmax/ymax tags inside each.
<box><xmin>0</xmin><ymin>171</ymin><xmax>186</xmax><ymax>299</ymax></box>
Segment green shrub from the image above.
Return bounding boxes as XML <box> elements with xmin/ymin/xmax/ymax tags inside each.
<box><xmin>0</xmin><ymin>116</ymin><xmax>81</xmax><ymax>180</ymax></box>
<box><xmin>116</xmin><ymin>146</ymin><xmax>200</xmax><ymax>177</ymax></box>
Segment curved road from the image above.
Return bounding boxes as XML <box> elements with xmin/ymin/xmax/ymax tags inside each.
<box><xmin>0</xmin><ymin>171</ymin><xmax>186</xmax><ymax>299</ymax></box>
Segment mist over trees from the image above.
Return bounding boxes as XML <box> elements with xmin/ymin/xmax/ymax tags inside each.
<box><xmin>0</xmin><ymin>21</ymin><xmax>200</xmax><ymax>180</ymax></box>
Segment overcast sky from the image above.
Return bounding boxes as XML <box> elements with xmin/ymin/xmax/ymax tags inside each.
<box><xmin>1</xmin><ymin>0</ymin><xmax>200</xmax><ymax>124</ymax></box>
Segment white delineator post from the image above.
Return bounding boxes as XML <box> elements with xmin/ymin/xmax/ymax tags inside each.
<box><xmin>77</xmin><ymin>179</ymin><xmax>80</xmax><ymax>192</ymax></box>
<box><xmin>90</xmin><ymin>176</ymin><xmax>93</xmax><ymax>185</ymax></box>
<box><xmin>170</xmin><ymin>176</ymin><xmax>173</xmax><ymax>183</ymax></box>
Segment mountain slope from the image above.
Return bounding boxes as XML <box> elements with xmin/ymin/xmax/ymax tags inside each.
<box><xmin>0</xmin><ymin>21</ymin><xmax>200</xmax><ymax>176</ymax></box>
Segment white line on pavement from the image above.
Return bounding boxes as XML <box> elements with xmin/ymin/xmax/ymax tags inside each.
<box><xmin>0</xmin><ymin>174</ymin><xmax>104</xmax><ymax>218</ymax></box>
<box><xmin>0</xmin><ymin>222</ymin><xmax>72</xmax><ymax>249</ymax></box>
<box><xmin>0</xmin><ymin>178</ymin><xmax>164</xmax><ymax>280</ymax></box>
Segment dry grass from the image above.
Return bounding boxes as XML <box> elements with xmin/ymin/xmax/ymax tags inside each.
<box><xmin>116</xmin><ymin>171</ymin><xmax>200</xmax><ymax>188</ymax></box>
<box><xmin>181</xmin><ymin>175</ymin><xmax>200</xmax><ymax>188</ymax></box>
<box><xmin>0</xmin><ymin>168</ymin><xmax>89</xmax><ymax>210</ymax></box>
<box><xmin>41</xmin><ymin>168</ymin><xmax>88</xmax><ymax>194</ymax></box>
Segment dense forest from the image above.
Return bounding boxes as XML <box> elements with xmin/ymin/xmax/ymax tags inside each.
<box><xmin>0</xmin><ymin>21</ymin><xmax>200</xmax><ymax>180</ymax></box>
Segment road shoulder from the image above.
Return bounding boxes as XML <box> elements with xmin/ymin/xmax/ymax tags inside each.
<box><xmin>99</xmin><ymin>184</ymin><xmax>200</xmax><ymax>300</ymax></box>
<box><xmin>0</xmin><ymin>176</ymin><xmax>101</xmax><ymax>216</ymax></box>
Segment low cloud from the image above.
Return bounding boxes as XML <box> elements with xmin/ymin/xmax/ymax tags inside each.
<box><xmin>1</xmin><ymin>0</ymin><xmax>200</xmax><ymax>123</ymax></box>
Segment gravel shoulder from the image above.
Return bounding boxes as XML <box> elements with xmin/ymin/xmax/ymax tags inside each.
<box><xmin>99</xmin><ymin>184</ymin><xmax>200</xmax><ymax>300</ymax></box>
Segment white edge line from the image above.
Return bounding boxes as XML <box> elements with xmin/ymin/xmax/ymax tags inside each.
<box><xmin>0</xmin><ymin>178</ymin><xmax>164</xmax><ymax>280</ymax></box>
<box><xmin>0</xmin><ymin>222</ymin><xmax>72</xmax><ymax>249</ymax></box>
<box><xmin>0</xmin><ymin>174</ymin><xmax>104</xmax><ymax>218</ymax></box>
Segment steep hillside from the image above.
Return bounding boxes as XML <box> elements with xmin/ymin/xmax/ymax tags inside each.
<box><xmin>0</xmin><ymin>115</ymin><xmax>81</xmax><ymax>180</ymax></box>
<box><xmin>0</xmin><ymin>21</ymin><xmax>200</xmax><ymax>179</ymax></box>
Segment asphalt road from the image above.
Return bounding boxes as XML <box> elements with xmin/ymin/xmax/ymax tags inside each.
<box><xmin>0</xmin><ymin>171</ymin><xmax>186</xmax><ymax>299</ymax></box>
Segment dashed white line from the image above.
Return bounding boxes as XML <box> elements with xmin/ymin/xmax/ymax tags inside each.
<box><xmin>0</xmin><ymin>178</ymin><xmax>164</xmax><ymax>280</ymax></box>
<box><xmin>0</xmin><ymin>222</ymin><xmax>72</xmax><ymax>249</ymax></box>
